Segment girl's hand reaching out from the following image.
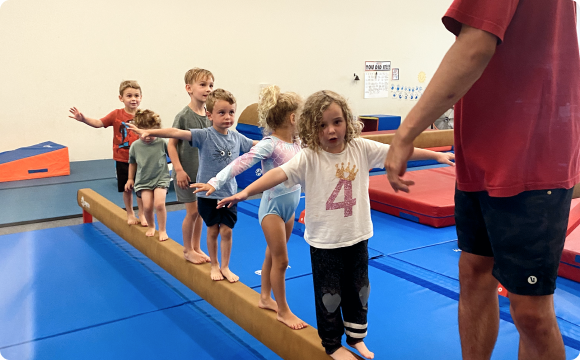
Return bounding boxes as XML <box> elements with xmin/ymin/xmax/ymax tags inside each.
<box><xmin>216</xmin><ymin>191</ymin><xmax>249</xmax><ymax>209</ymax></box>
<box><xmin>191</xmin><ymin>183</ymin><xmax>216</xmax><ymax>196</ymax></box>
<box><xmin>436</xmin><ymin>152</ymin><xmax>455</xmax><ymax>166</ymax></box>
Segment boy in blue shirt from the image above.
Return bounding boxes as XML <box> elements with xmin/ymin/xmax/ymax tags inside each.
<box><xmin>127</xmin><ymin>89</ymin><xmax>258</xmax><ymax>282</ymax></box>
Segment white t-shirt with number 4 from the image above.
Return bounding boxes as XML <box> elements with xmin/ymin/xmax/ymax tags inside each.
<box><xmin>280</xmin><ymin>137</ymin><xmax>390</xmax><ymax>249</ymax></box>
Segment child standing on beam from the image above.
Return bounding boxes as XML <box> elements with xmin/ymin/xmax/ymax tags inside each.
<box><xmin>69</xmin><ymin>80</ymin><xmax>147</xmax><ymax>227</ymax></box>
<box><xmin>217</xmin><ymin>90</ymin><xmax>455</xmax><ymax>360</ymax></box>
<box><xmin>192</xmin><ymin>85</ymin><xmax>307</xmax><ymax>330</ymax></box>
<box><xmin>127</xmin><ymin>89</ymin><xmax>258</xmax><ymax>283</ymax></box>
<box><xmin>124</xmin><ymin>110</ymin><xmax>171</xmax><ymax>242</ymax></box>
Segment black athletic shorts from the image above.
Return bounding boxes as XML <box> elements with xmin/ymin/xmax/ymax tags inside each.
<box><xmin>455</xmin><ymin>187</ymin><xmax>573</xmax><ymax>296</ymax></box>
<box><xmin>197</xmin><ymin>197</ymin><xmax>237</xmax><ymax>229</ymax></box>
<box><xmin>115</xmin><ymin>161</ymin><xmax>129</xmax><ymax>193</ymax></box>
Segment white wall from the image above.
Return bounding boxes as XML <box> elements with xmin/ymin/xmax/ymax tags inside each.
<box><xmin>0</xmin><ymin>0</ymin><xmax>454</xmax><ymax>161</ymax></box>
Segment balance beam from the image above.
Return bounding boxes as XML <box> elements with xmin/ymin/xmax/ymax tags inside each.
<box><xmin>362</xmin><ymin>129</ymin><xmax>454</xmax><ymax>148</ymax></box>
<box><xmin>77</xmin><ymin>188</ymin><xmax>360</xmax><ymax>360</ymax></box>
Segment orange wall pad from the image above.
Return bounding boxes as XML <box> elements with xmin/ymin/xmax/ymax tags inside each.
<box><xmin>0</xmin><ymin>147</ymin><xmax>70</xmax><ymax>182</ymax></box>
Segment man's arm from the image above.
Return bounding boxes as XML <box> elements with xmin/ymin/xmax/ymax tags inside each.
<box><xmin>386</xmin><ymin>24</ymin><xmax>497</xmax><ymax>192</ymax></box>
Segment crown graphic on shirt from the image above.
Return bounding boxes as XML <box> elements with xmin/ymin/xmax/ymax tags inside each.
<box><xmin>335</xmin><ymin>162</ymin><xmax>358</xmax><ymax>181</ymax></box>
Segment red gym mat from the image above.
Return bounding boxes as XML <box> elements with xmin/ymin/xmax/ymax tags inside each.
<box><xmin>368</xmin><ymin>167</ymin><xmax>456</xmax><ymax>228</ymax></box>
<box><xmin>560</xmin><ymin>199</ymin><xmax>580</xmax><ymax>283</ymax></box>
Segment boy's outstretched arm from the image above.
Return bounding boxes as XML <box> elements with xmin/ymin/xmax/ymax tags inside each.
<box><xmin>69</xmin><ymin>107</ymin><xmax>104</xmax><ymax>128</ymax></box>
<box><xmin>217</xmin><ymin>168</ymin><xmax>288</xmax><ymax>208</ymax></box>
<box><xmin>126</xmin><ymin>123</ymin><xmax>191</xmax><ymax>141</ymax></box>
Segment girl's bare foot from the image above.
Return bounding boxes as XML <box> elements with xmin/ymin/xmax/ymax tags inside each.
<box><xmin>349</xmin><ymin>341</ymin><xmax>374</xmax><ymax>359</ymax></box>
<box><xmin>195</xmin><ymin>249</ymin><xmax>211</xmax><ymax>262</ymax></box>
<box><xmin>127</xmin><ymin>214</ymin><xmax>139</xmax><ymax>225</ymax></box>
<box><xmin>210</xmin><ymin>265</ymin><xmax>224</xmax><ymax>281</ymax></box>
<box><xmin>145</xmin><ymin>228</ymin><xmax>156</xmax><ymax>237</ymax></box>
<box><xmin>140</xmin><ymin>218</ymin><xmax>148</xmax><ymax>227</ymax></box>
<box><xmin>258</xmin><ymin>297</ymin><xmax>278</xmax><ymax>312</ymax></box>
<box><xmin>330</xmin><ymin>347</ymin><xmax>357</xmax><ymax>360</ymax></box>
<box><xmin>277</xmin><ymin>311</ymin><xmax>307</xmax><ymax>330</ymax></box>
<box><xmin>158</xmin><ymin>230</ymin><xmax>168</xmax><ymax>242</ymax></box>
<box><xmin>184</xmin><ymin>250</ymin><xmax>208</xmax><ymax>264</ymax></box>
<box><xmin>220</xmin><ymin>267</ymin><xmax>239</xmax><ymax>283</ymax></box>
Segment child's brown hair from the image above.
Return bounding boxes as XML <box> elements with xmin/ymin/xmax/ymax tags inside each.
<box><xmin>206</xmin><ymin>89</ymin><xmax>236</xmax><ymax>113</ymax></box>
<box><xmin>119</xmin><ymin>80</ymin><xmax>141</xmax><ymax>96</ymax></box>
<box><xmin>184</xmin><ymin>68</ymin><xmax>214</xmax><ymax>85</ymax></box>
<box><xmin>133</xmin><ymin>109</ymin><xmax>161</xmax><ymax>129</ymax></box>
<box><xmin>298</xmin><ymin>90</ymin><xmax>362</xmax><ymax>152</ymax></box>
<box><xmin>257</xmin><ymin>85</ymin><xmax>302</xmax><ymax>134</ymax></box>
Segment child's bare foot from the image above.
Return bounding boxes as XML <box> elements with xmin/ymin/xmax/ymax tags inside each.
<box><xmin>127</xmin><ymin>214</ymin><xmax>139</xmax><ymax>225</ymax></box>
<box><xmin>349</xmin><ymin>341</ymin><xmax>374</xmax><ymax>359</ymax></box>
<box><xmin>184</xmin><ymin>250</ymin><xmax>208</xmax><ymax>264</ymax></box>
<box><xmin>140</xmin><ymin>218</ymin><xmax>148</xmax><ymax>227</ymax></box>
<box><xmin>220</xmin><ymin>267</ymin><xmax>239</xmax><ymax>283</ymax></box>
<box><xmin>258</xmin><ymin>297</ymin><xmax>278</xmax><ymax>312</ymax></box>
<box><xmin>158</xmin><ymin>230</ymin><xmax>168</xmax><ymax>242</ymax></box>
<box><xmin>330</xmin><ymin>347</ymin><xmax>358</xmax><ymax>360</ymax></box>
<box><xmin>195</xmin><ymin>249</ymin><xmax>211</xmax><ymax>262</ymax></box>
<box><xmin>145</xmin><ymin>228</ymin><xmax>156</xmax><ymax>237</ymax></box>
<box><xmin>211</xmin><ymin>265</ymin><xmax>224</xmax><ymax>281</ymax></box>
<box><xmin>277</xmin><ymin>311</ymin><xmax>307</xmax><ymax>330</ymax></box>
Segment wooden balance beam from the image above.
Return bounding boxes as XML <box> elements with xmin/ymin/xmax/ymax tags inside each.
<box><xmin>361</xmin><ymin>129</ymin><xmax>454</xmax><ymax>148</ymax></box>
<box><xmin>77</xmin><ymin>188</ymin><xmax>361</xmax><ymax>360</ymax></box>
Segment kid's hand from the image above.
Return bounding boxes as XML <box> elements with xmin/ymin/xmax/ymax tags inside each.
<box><xmin>125</xmin><ymin>122</ymin><xmax>147</xmax><ymax>137</ymax></box>
<box><xmin>436</xmin><ymin>152</ymin><xmax>455</xmax><ymax>166</ymax></box>
<box><xmin>191</xmin><ymin>183</ymin><xmax>216</xmax><ymax>196</ymax></box>
<box><xmin>175</xmin><ymin>170</ymin><xmax>191</xmax><ymax>189</ymax></box>
<box><xmin>124</xmin><ymin>180</ymin><xmax>134</xmax><ymax>192</ymax></box>
<box><xmin>69</xmin><ymin>107</ymin><xmax>86</xmax><ymax>122</ymax></box>
<box><xmin>217</xmin><ymin>192</ymin><xmax>248</xmax><ymax>209</ymax></box>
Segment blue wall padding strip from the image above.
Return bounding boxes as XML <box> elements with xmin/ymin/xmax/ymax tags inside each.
<box><xmin>236</xmin><ymin>124</ymin><xmax>263</xmax><ymax>140</ymax></box>
<box><xmin>399</xmin><ymin>212</ymin><xmax>420</xmax><ymax>222</ymax></box>
<box><xmin>0</xmin><ymin>141</ymin><xmax>66</xmax><ymax>165</ymax></box>
<box><xmin>28</xmin><ymin>168</ymin><xmax>48</xmax><ymax>174</ymax></box>
<box><xmin>576</xmin><ymin>255</ymin><xmax>580</xmax><ymax>264</ymax></box>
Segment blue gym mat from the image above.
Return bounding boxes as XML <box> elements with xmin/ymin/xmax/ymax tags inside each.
<box><xmin>0</xmin><ymin>223</ymin><xmax>280</xmax><ymax>360</ymax></box>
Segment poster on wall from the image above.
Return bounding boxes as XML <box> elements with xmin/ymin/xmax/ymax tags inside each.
<box><xmin>364</xmin><ymin>61</ymin><xmax>390</xmax><ymax>99</ymax></box>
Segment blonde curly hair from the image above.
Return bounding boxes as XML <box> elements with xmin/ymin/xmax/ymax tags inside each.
<box><xmin>298</xmin><ymin>90</ymin><xmax>362</xmax><ymax>152</ymax></box>
<box><xmin>133</xmin><ymin>109</ymin><xmax>161</xmax><ymax>129</ymax></box>
<box><xmin>257</xmin><ymin>85</ymin><xmax>302</xmax><ymax>135</ymax></box>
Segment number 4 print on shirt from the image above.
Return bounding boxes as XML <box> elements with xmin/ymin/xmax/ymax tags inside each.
<box><xmin>326</xmin><ymin>162</ymin><xmax>359</xmax><ymax>217</ymax></box>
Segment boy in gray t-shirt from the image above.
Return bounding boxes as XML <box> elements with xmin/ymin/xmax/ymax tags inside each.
<box><xmin>125</xmin><ymin>110</ymin><xmax>171</xmax><ymax>243</ymax></box>
<box><xmin>167</xmin><ymin>68</ymin><xmax>214</xmax><ymax>265</ymax></box>
<box><xmin>127</xmin><ymin>89</ymin><xmax>257</xmax><ymax>284</ymax></box>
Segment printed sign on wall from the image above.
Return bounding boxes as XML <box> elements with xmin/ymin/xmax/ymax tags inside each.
<box><xmin>364</xmin><ymin>61</ymin><xmax>391</xmax><ymax>99</ymax></box>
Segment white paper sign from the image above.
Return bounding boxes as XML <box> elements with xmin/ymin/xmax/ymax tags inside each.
<box><xmin>364</xmin><ymin>61</ymin><xmax>390</xmax><ymax>99</ymax></box>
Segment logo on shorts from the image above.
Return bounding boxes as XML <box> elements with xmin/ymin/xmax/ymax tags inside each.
<box><xmin>528</xmin><ymin>276</ymin><xmax>538</xmax><ymax>285</ymax></box>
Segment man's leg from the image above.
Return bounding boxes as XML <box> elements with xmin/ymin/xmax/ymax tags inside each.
<box><xmin>458</xmin><ymin>252</ymin><xmax>499</xmax><ymax>360</ymax></box>
<box><xmin>509</xmin><ymin>293</ymin><xmax>565</xmax><ymax>360</ymax></box>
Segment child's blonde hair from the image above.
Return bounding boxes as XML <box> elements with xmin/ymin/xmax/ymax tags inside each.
<box><xmin>206</xmin><ymin>89</ymin><xmax>236</xmax><ymax>113</ymax></box>
<box><xmin>257</xmin><ymin>85</ymin><xmax>302</xmax><ymax>134</ymax></box>
<box><xmin>119</xmin><ymin>80</ymin><xmax>141</xmax><ymax>96</ymax></box>
<box><xmin>298</xmin><ymin>90</ymin><xmax>362</xmax><ymax>152</ymax></box>
<box><xmin>133</xmin><ymin>109</ymin><xmax>161</xmax><ymax>129</ymax></box>
<box><xmin>184</xmin><ymin>68</ymin><xmax>214</xmax><ymax>85</ymax></box>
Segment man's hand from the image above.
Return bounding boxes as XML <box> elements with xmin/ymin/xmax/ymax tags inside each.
<box><xmin>385</xmin><ymin>137</ymin><xmax>415</xmax><ymax>193</ymax></box>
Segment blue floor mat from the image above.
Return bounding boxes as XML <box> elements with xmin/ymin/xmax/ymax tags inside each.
<box><xmin>0</xmin><ymin>223</ymin><xmax>280</xmax><ymax>360</ymax></box>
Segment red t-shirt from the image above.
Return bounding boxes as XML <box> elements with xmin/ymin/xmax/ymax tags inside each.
<box><xmin>100</xmin><ymin>109</ymin><xmax>139</xmax><ymax>162</ymax></box>
<box><xmin>443</xmin><ymin>0</ymin><xmax>580</xmax><ymax>197</ymax></box>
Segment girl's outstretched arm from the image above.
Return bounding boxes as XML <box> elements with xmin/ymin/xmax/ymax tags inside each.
<box><xmin>409</xmin><ymin>148</ymin><xmax>455</xmax><ymax>165</ymax></box>
<box><xmin>217</xmin><ymin>168</ymin><xmax>288</xmax><ymax>208</ymax></box>
<box><xmin>126</xmin><ymin>123</ymin><xmax>191</xmax><ymax>141</ymax></box>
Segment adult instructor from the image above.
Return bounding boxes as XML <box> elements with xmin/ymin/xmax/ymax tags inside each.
<box><xmin>385</xmin><ymin>1</ymin><xmax>580</xmax><ymax>359</ymax></box>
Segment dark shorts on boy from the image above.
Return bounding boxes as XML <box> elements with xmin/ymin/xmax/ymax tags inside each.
<box><xmin>455</xmin><ymin>187</ymin><xmax>573</xmax><ymax>296</ymax></box>
<box><xmin>197</xmin><ymin>197</ymin><xmax>237</xmax><ymax>229</ymax></box>
<box><xmin>115</xmin><ymin>161</ymin><xmax>129</xmax><ymax>192</ymax></box>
